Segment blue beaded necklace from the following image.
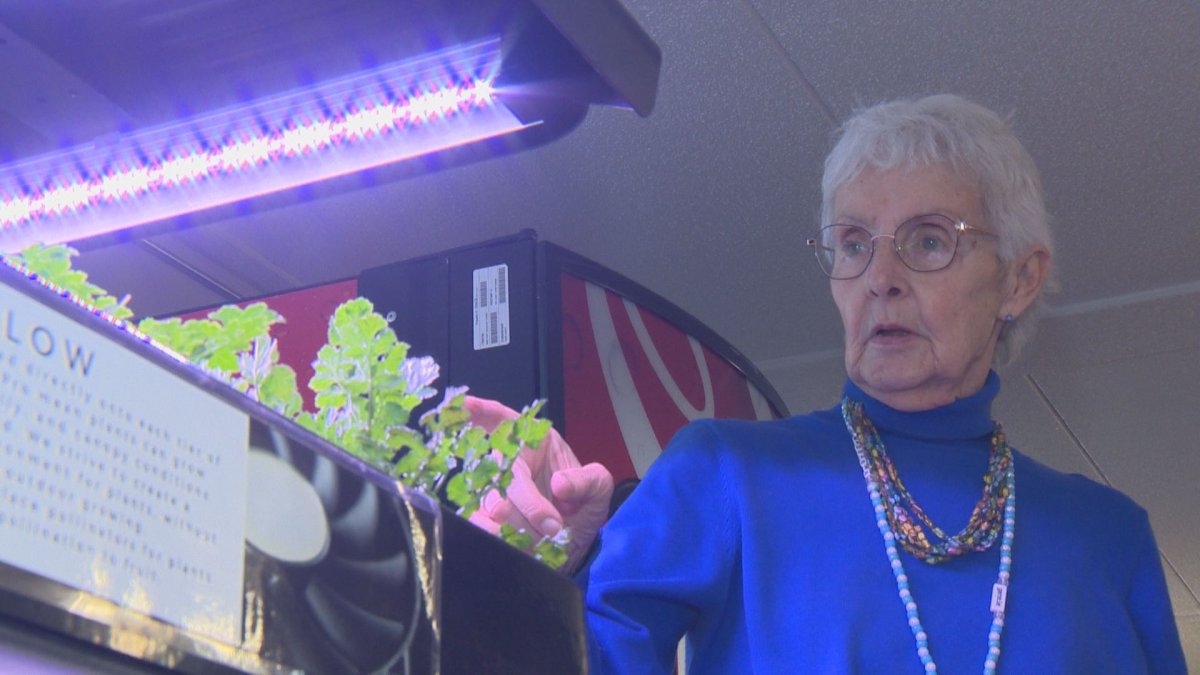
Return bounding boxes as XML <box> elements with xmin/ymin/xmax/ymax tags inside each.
<box><xmin>842</xmin><ymin>398</ymin><xmax>1016</xmax><ymax>674</ymax></box>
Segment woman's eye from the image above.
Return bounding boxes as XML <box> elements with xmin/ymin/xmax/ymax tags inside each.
<box><xmin>918</xmin><ymin>235</ymin><xmax>945</xmax><ymax>250</ymax></box>
<box><xmin>840</xmin><ymin>239</ymin><xmax>868</xmax><ymax>256</ymax></box>
<box><xmin>906</xmin><ymin>223</ymin><xmax>952</xmax><ymax>252</ymax></box>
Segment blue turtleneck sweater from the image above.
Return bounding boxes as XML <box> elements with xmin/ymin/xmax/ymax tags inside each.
<box><xmin>582</xmin><ymin>373</ymin><xmax>1186</xmax><ymax>673</ymax></box>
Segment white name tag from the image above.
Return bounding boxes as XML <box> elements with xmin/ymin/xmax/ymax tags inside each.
<box><xmin>990</xmin><ymin>582</ymin><xmax>1008</xmax><ymax>613</ymax></box>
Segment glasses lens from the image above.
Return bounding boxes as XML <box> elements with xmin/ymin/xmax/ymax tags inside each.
<box><xmin>896</xmin><ymin>216</ymin><xmax>957</xmax><ymax>271</ymax></box>
<box><xmin>814</xmin><ymin>224</ymin><xmax>872</xmax><ymax>279</ymax></box>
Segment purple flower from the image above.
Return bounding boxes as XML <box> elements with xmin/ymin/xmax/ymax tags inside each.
<box><xmin>399</xmin><ymin>356</ymin><xmax>440</xmax><ymax>400</ymax></box>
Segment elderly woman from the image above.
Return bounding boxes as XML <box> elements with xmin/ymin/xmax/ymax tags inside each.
<box><xmin>467</xmin><ymin>94</ymin><xmax>1187</xmax><ymax>673</ymax></box>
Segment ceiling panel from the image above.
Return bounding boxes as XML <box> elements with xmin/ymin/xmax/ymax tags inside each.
<box><xmin>755</xmin><ymin>0</ymin><xmax>1200</xmax><ymax>309</ymax></box>
<box><xmin>70</xmin><ymin>240</ymin><xmax>231</xmax><ymax>314</ymax></box>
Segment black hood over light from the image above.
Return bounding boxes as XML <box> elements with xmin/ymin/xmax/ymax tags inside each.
<box><xmin>0</xmin><ymin>0</ymin><xmax>661</xmax><ymax>248</ymax></box>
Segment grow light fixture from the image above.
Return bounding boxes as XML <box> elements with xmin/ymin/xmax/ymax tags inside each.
<box><xmin>0</xmin><ymin>38</ymin><xmax>534</xmax><ymax>253</ymax></box>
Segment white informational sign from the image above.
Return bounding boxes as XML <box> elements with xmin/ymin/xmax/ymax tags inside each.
<box><xmin>473</xmin><ymin>264</ymin><xmax>510</xmax><ymax>350</ymax></box>
<box><xmin>0</xmin><ymin>281</ymin><xmax>249</xmax><ymax>646</ymax></box>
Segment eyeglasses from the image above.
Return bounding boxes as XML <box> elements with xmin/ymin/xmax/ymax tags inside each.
<box><xmin>806</xmin><ymin>214</ymin><xmax>997</xmax><ymax>280</ymax></box>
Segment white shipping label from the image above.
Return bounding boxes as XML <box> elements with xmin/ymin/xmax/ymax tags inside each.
<box><xmin>0</xmin><ymin>281</ymin><xmax>249</xmax><ymax>646</ymax></box>
<box><xmin>473</xmin><ymin>264</ymin><xmax>510</xmax><ymax>350</ymax></box>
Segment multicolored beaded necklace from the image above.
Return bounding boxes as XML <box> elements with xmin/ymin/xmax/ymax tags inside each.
<box><xmin>841</xmin><ymin>398</ymin><xmax>1016</xmax><ymax>675</ymax></box>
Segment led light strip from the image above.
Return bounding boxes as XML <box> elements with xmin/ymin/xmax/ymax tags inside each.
<box><xmin>0</xmin><ymin>39</ymin><xmax>534</xmax><ymax>252</ymax></box>
<box><xmin>2</xmin><ymin>82</ymin><xmax>494</xmax><ymax>225</ymax></box>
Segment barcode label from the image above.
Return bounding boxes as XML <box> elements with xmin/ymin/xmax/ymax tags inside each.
<box><xmin>473</xmin><ymin>264</ymin><xmax>510</xmax><ymax>350</ymax></box>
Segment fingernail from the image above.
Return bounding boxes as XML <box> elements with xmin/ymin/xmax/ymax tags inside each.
<box><xmin>483</xmin><ymin>491</ymin><xmax>499</xmax><ymax>511</ymax></box>
<box><xmin>540</xmin><ymin>518</ymin><xmax>561</xmax><ymax>535</ymax></box>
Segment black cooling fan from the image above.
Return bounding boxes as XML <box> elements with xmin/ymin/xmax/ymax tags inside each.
<box><xmin>246</xmin><ymin>423</ymin><xmax>426</xmax><ymax>674</ymax></box>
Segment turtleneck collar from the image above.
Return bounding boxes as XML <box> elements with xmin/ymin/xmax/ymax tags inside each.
<box><xmin>841</xmin><ymin>371</ymin><xmax>1000</xmax><ymax>441</ymax></box>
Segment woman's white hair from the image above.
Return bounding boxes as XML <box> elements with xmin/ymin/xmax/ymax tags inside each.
<box><xmin>820</xmin><ymin>94</ymin><xmax>1056</xmax><ymax>365</ymax></box>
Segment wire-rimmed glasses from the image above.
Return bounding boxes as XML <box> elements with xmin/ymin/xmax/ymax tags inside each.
<box><xmin>806</xmin><ymin>213</ymin><xmax>996</xmax><ymax>280</ymax></box>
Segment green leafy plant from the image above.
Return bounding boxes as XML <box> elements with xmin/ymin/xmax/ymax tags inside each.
<box><xmin>10</xmin><ymin>243</ymin><xmax>133</xmax><ymax>320</ymax></box>
<box><xmin>139</xmin><ymin>304</ymin><xmax>305</xmax><ymax>417</ymax></box>
<box><xmin>5</xmin><ymin>243</ymin><xmax>568</xmax><ymax>568</ymax></box>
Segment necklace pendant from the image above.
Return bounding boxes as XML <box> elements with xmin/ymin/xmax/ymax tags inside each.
<box><xmin>990</xmin><ymin>581</ymin><xmax>1008</xmax><ymax>614</ymax></box>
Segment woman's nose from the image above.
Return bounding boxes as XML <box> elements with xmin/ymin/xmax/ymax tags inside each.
<box><xmin>865</xmin><ymin>236</ymin><xmax>908</xmax><ymax>297</ymax></box>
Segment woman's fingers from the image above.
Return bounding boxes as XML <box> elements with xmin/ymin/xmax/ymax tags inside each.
<box><xmin>468</xmin><ymin>508</ymin><xmax>502</xmax><ymax>536</ymax></box>
<box><xmin>550</xmin><ymin>463</ymin><xmax>614</xmax><ymax>519</ymax></box>
<box><xmin>483</xmin><ymin>457</ymin><xmax>564</xmax><ymax>537</ymax></box>
<box><xmin>462</xmin><ymin>395</ymin><xmax>517</xmax><ymax>433</ymax></box>
<box><xmin>463</xmin><ymin>395</ymin><xmax>614</xmax><ymax>570</ymax></box>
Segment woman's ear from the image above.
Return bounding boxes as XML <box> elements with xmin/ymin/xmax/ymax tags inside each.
<box><xmin>1000</xmin><ymin>247</ymin><xmax>1051</xmax><ymax>320</ymax></box>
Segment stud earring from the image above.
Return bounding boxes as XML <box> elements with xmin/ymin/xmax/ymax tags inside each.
<box><xmin>1003</xmin><ymin>314</ymin><xmax>1014</xmax><ymax>322</ymax></box>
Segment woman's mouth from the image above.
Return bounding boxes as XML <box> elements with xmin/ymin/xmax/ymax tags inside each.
<box><xmin>870</xmin><ymin>325</ymin><xmax>914</xmax><ymax>343</ymax></box>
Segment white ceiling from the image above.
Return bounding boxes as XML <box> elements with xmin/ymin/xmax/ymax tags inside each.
<box><xmin>14</xmin><ymin>0</ymin><xmax>1188</xmax><ymax>372</ymax></box>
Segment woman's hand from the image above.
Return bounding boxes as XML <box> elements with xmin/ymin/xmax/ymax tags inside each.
<box><xmin>463</xmin><ymin>395</ymin><xmax>613</xmax><ymax>573</ymax></box>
